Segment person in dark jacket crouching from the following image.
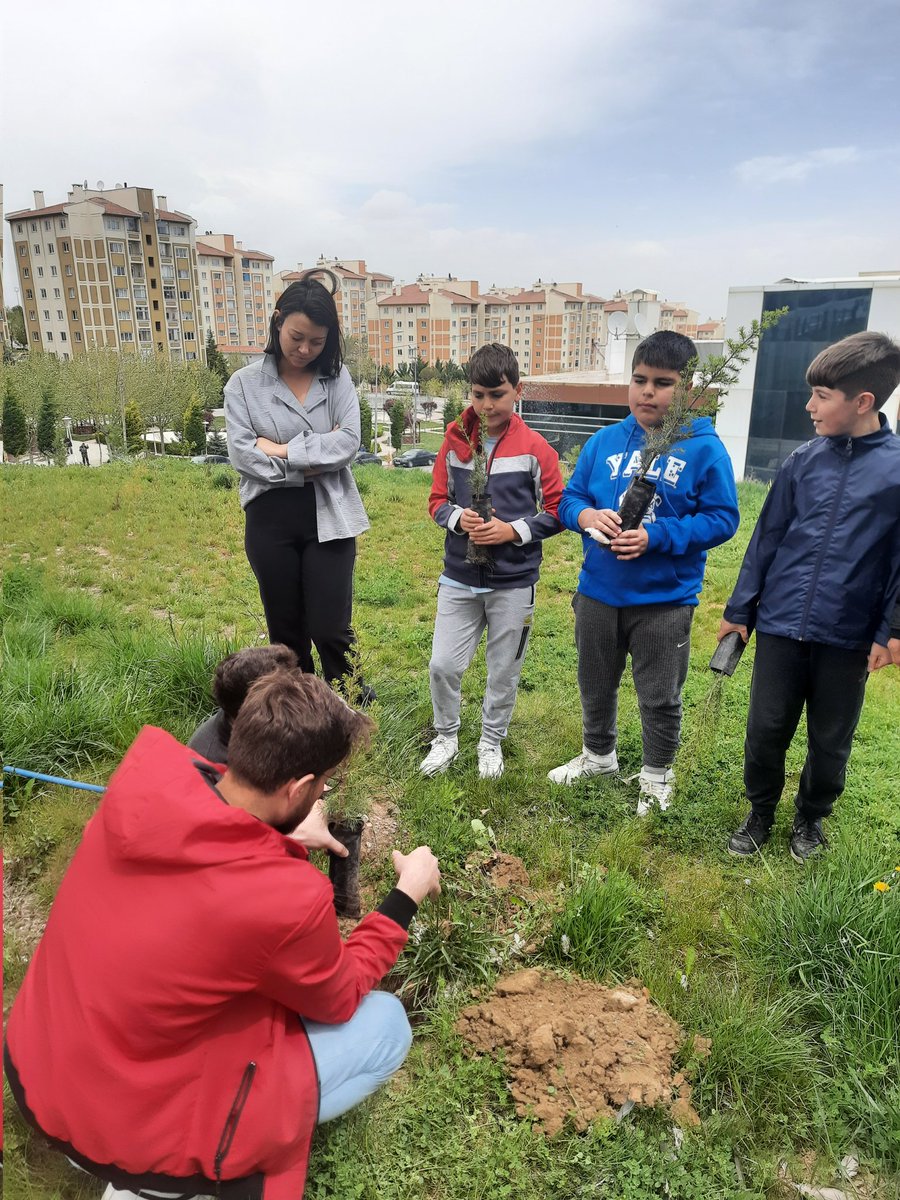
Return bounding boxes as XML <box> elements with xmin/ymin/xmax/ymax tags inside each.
<box><xmin>720</xmin><ymin>331</ymin><xmax>900</xmax><ymax>863</ymax></box>
<box><xmin>5</xmin><ymin>671</ymin><xmax>440</xmax><ymax>1200</ymax></box>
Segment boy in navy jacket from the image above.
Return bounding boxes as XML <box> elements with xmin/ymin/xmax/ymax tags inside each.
<box><xmin>421</xmin><ymin>343</ymin><xmax>563</xmax><ymax>780</ymax></box>
<box><xmin>549</xmin><ymin>332</ymin><xmax>739</xmax><ymax>811</ymax></box>
<box><xmin>721</xmin><ymin>331</ymin><xmax>900</xmax><ymax>862</ymax></box>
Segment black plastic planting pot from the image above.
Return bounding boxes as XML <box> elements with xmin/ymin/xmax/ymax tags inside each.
<box><xmin>328</xmin><ymin>818</ymin><xmax>364</xmax><ymax>919</ymax></box>
<box><xmin>616</xmin><ymin>476</ymin><xmax>658</xmax><ymax>532</ymax></box>
<box><xmin>465</xmin><ymin>492</ymin><xmax>493</xmax><ymax>567</ymax></box>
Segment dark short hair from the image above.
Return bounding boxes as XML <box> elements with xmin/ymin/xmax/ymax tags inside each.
<box><xmin>266</xmin><ymin>270</ymin><xmax>343</xmax><ymax>378</ymax></box>
<box><xmin>806</xmin><ymin>331</ymin><xmax>900</xmax><ymax>409</ymax></box>
<box><xmin>632</xmin><ymin>331</ymin><xmax>696</xmax><ymax>374</ymax></box>
<box><xmin>468</xmin><ymin>342</ymin><xmax>520</xmax><ymax>387</ymax></box>
<box><xmin>213</xmin><ymin>644</ymin><xmax>299</xmax><ymax>722</ymax></box>
<box><xmin>227</xmin><ymin>670</ymin><xmax>374</xmax><ymax>792</ymax></box>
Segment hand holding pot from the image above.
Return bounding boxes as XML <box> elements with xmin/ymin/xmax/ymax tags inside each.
<box><xmin>610</xmin><ymin>525</ymin><xmax>649</xmax><ymax>560</ymax></box>
<box><xmin>468</xmin><ymin>515</ymin><xmax>516</xmax><ymax>545</ymax></box>
<box><xmin>578</xmin><ymin>507</ymin><xmax>622</xmax><ymax>541</ymax></box>
<box><xmin>717</xmin><ymin>618</ymin><xmax>749</xmax><ymax>644</ymax></box>
<box><xmin>867</xmin><ymin>642</ymin><xmax>892</xmax><ymax>672</ymax></box>
<box><xmin>392</xmin><ymin>846</ymin><xmax>441</xmax><ymax>904</ymax></box>
<box><xmin>289</xmin><ymin>799</ymin><xmax>349</xmax><ymax>857</ymax></box>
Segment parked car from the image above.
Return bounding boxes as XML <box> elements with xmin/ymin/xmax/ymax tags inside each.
<box><xmin>393</xmin><ymin>448</ymin><xmax>437</xmax><ymax>469</ymax></box>
<box><xmin>190</xmin><ymin>454</ymin><xmax>232</xmax><ymax>465</ymax></box>
<box><xmin>353</xmin><ymin>448</ymin><xmax>382</xmax><ymax>466</ymax></box>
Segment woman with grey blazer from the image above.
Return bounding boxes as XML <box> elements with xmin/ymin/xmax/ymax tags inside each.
<box><xmin>225</xmin><ymin>272</ymin><xmax>372</xmax><ymax>697</ymax></box>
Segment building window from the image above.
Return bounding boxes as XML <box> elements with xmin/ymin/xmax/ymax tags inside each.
<box><xmin>60</xmin><ymin>332</ymin><xmax>67</xmax><ymax>342</ymax></box>
<box><xmin>109</xmin><ymin>241</ymin><xmax>125</xmax><ymax>254</ymax></box>
<box><xmin>75</xmin><ymin>331</ymin><xmax>82</xmax><ymax>342</ymax></box>
<box><xmin>51</xmin><ymin>266</ymin><xmax>58</xmax><ymax>276</ymax></box>
<box><xmin>40</xmin><ymin>288</ymin><xmax>47</xmax><ymax>299</ymax></box>
<box><xmin>32</xmin><ymin>331</ymin><xmax>40</xmax><ymax>342</ymax></box>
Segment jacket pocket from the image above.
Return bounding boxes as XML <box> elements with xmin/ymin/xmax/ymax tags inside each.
<box><xmin>214</xmin><ymin>1062</ymin><xmax>258</xmax><ymax>1182</ymax></box>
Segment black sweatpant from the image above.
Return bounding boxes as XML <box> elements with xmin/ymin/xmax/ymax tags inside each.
<box><xmin>573</xmin><ymin>593</ymin><xmax>694</xmax><ymax>768</ymax></box>
<box><xmin>244</xmin><ymin>486</ymin><xmax>357</xmax><ymax>684</ymax></box>
<box><xmin>744</xmin><ymin>633</ymin><xmax>869</xmax><ymax>823</ymax></box>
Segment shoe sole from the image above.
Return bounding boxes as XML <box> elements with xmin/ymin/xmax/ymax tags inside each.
<box><xmin>548</xmin><ymin>766</ymin><xmax>618</xmax><ymax>785</ymax></box>
<box><xmin>789</xmin><ymin>844</ymin><xmax>824</xmax><ymax>865</ymax></box>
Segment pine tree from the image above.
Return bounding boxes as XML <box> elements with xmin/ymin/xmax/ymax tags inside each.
<box><xmin>358</xmin><ymin>392</ymin><xmax>373</xmax><ymax>450</ymax></box>
<box><xmin>389</xmin><ymin>399</ymin><xmax>408</xmax><ymax>452</ymax></box>
<box><xmin>183</xmin><ymin>396</ymin><xmax>207</xmax><ymax>455</ymax></box>
<box><xmin>2</xmin><ymin>384</ymin><xmax>28</xmax><ymax>458</ymax></box>
<box><xmin>36</xmin><ymin>388</ymin><xmax>60</xmax><ymax>459</ymax></box>
<box><xmin>123</xmin><ymin>401</ymin><xmax>144</xmax><ymax>455</ymax></box>
<box><xmin>205</xmin><ymin>331</ymin><xmax>229</xmax><ymax>387</ymax></box>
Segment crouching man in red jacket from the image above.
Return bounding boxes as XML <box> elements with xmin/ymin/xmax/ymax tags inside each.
<box><xmin>5</xmin><ymin>670</ymin><xmax>441</xmax><ymax>1200</ymax></box>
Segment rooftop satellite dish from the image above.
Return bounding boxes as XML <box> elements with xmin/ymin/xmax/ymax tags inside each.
<box><xmin>97</xmin><ymin>180</ymin><xmax>105</xmax><ymax>190</ymax></box>
<box><xmin>633</xmin><ymin>309</ymin><xmax>651</xmax><ymax>336</ymax></box>
<box><xmin>607</xmin><ymin>311</ymin><xmax>627</xmax><ymax>339</ymax></box>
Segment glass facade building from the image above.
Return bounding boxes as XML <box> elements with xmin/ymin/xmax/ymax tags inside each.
<box><xmin>745</xmin><ymin>287</ymin><xmax>872</xmax><ymax>480</ymax></box>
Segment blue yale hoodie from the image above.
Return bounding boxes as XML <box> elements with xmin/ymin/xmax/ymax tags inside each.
<box><xmin>559</xmin><ymin>414</ymin><xmax>740</xmax><ymax>607</ymax></box>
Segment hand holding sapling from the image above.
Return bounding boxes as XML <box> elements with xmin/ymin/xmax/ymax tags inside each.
<box><xmin>289</xmin><ymin>799</ymin><xmax>349</xmax><ymax>857</ymax></box>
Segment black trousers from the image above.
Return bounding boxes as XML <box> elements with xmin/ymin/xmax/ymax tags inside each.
<box><xmin>744</xmin><ymin>633</ymin><xmax>869</xmax><ymax>822</ymax></box>
<box><xmin>244</xmin><ymin>486</ymin><xmax>357</xmax><ymax>684</ymax></box>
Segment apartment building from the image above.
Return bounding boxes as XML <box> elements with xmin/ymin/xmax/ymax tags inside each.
<box><xmin>0</xmin><ymin>184</ymin><xmax>8</xmax><ymax>349</ymax></box>
<box><xmin>196</xmin><ymin>234</ymin><xmax>274</xmax><ymax>353</ymax></box>
<box><xmin>659</xmin><ymin>302</ymin><xmax>700</xmax><ymax>338</ymax></box>
<box><xmin>6</xmin><ymin>185</ymin><xmax>203</xmax><ymax>360</ymax></box>
<box><xmin>275</xmin><ymin>257</ymin><xmax>393</xmax><ymax>344</ymax></box>
<box><xmin>482</xmin><ymin>280</ymin><xmax>605</xmax><ymax>375</ymax></box>
<box><xmin>365</xmin><ymin>279</ymin><xmax>485</xmax><ymax>372</ymax></box>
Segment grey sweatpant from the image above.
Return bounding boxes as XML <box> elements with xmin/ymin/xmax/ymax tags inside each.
<box><xmin>573</xmin><ymin>592</ymin><xmax>693</xmax><ymax>768</ymax></box>
<box><xmin>429</xmin><ymin>583</ymin><xmax>536</xmax><ymax>744</ymax></box>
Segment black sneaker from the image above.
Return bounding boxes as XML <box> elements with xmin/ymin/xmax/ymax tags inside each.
<box><xmin>789</xmin><ymin>816</ymin><xmax>827</xmax><ymax>864</ymax></box>
<box><xmin>727</xmin><ymin>813</ymin><xmax>772</xmax><ymax>856</ymax></box>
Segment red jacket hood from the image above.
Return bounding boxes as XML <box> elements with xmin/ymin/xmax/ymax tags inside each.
<box><xmin>100</xmin><ymin>726</ymin><xmax>308</xmax><ymax>868</ymax></box>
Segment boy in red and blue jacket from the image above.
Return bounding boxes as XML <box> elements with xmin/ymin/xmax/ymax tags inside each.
<box><xmin>421</xmin><ymin>343</ymin><xmax>563</xmax><ymax>780</ymax></box>
<box><xmin>721</xmin><ymin>331</ymin><xmax>900</xmax><ymax>863</ymax></box>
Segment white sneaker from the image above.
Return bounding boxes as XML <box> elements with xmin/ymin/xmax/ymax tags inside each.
<box><xmin>419</xmin><ymin>734</ymin><xmax>459</xmax><ymax>777</ymax></box>
<box><xmin>477</xmin><ymin>741</ymin><xmax>504</xmax><ymax>779</ymax></box>
<box><xmin>547</xmin><ymin>747</ymin><xmax>618</xmax><ymax>785</ymax></box>
<box><xmin>636</xmin><ymin>767</ymin><xmax>674</xmax><ymax>816</ymax></box>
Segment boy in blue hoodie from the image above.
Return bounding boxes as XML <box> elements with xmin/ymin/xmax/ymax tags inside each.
<box><xmin>721</xmin><ymin>331</ymin><xmax>900</xmax><ymax>863</ymax></box>
<box><xmin>549</xmin><ymin>331</ymin><xmax>739</xmax><ymax>812</ymax></box>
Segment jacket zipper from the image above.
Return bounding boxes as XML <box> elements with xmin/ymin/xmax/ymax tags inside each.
<box><xmin>214</xmin><ymin>1061</ymin><xmax>257</xmax><ymax>1183</ymax></box>
<box><xmin>797</xmin><ymin>441</ymin><xmax>851</xmax><ymax>640</ymax></box>
<box><xmin>475</xmin><ymin>423</ymin><xmax>509</xmax><ymax>588</ymax></box>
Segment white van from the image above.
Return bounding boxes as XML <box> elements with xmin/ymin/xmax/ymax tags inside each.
<box><xmin>386</xmin><ymin>381</ymin><xmax>420</xmax><ymax>398</ymax></box>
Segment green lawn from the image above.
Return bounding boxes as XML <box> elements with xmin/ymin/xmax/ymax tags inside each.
<box><xmin>3</xmin><ymin>459</ymin><xmax>899</xmax><ymax>1199</ymax></box>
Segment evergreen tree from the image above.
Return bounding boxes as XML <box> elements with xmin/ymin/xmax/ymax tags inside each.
<box><xmin>205</xmin><ymin>331</ymin><xmax>229</xmax><ymax>387</ymax></box>
<box><xmin>183</xmin><ymin>396</ymin><xmax>207</xmax><ymax>455</ymax></box>
<box><xmin>207</xmin><ymin>429</ymin><xmax>227</xmax><ymax>455</ymax></box>
<box><xmin>2</xmin><ymin>384</ymin><xmax>28</xmax><ymax>457</ymax></box>
<box><xmin>123</xmin><ymin>401</ymin><xmax>144</xmax><ymax>455</ymax></box>
<box><xmin>358</xmin><ymin>392</ymin><xmax>373</xmax><ymax>450</ymax></box>
<box><xmin>388</xmin><ymin>399</ymin><xmax>408</xmax><ymax>452</ymax></box>
<box><xmin>36</xmin><ymin>388</ymin><xmax>60</xmax><ymax>459</ymax></box>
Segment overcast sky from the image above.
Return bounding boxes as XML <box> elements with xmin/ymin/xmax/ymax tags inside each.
<box><xmin>4</xmin><ymin>0</ymin><xmax>899</xmax><ymax>319</ymax></box>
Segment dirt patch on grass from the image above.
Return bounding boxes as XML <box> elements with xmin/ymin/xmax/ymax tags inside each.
<box><xmin>480</xmin><ymin>852</ymin><xmax>530</xmax><ymax>892</ymax></box>
<box><xmin>457</xmin><ymin>968</ymin><xmax>705</xmax><ymax>1135</ymax></box>
<box><xmin>360</xmin><ymin>800</ymin><xmax>400</xmax><ymax>861</ymax></box>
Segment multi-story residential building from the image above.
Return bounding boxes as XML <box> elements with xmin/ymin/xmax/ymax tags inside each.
<box><xmin>275</xmin><ymin>257</ymin><xmax>393</xmax><ymax>345</ymax></box>
<box><xmin>196</xmin><ymin>234</ymin><xmax>274</xmax><ymax>354</ymax></box>
<box><xmin>0</xmin><ymin>184</ymin><xmax>9</xmax><ymax>350</ymax></box>
<box><xmin>484</xmin><ymin>281</ymin><xmax>605</xmax><ymax>375</ymax></box>
<box><xmin>365</xmin><ymin>279</ymin><xmax>485</xmax><ymax>372</ymax></box>
<box><xmin>659</xmin><ymin>302</ymin><xmax>700</xmax><ymax>338</ymax></box>
<box><xmin>696</xmin><ymin>319</ymin><xmax>725</xmax><ymax>340</ymax></box>
<box><xmin>5</xmin><ymin>185</ymin><xmax>203</xmax><ymax>360</ymax></box>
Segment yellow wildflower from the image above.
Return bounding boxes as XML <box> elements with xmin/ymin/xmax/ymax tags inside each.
<box><xmin>873</xmin><ymin>881</ymin><xmax>890</xmax><ymax>893</ymax></box>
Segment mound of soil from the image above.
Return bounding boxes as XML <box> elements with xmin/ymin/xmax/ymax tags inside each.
<box><xmin>456</xmin><ymin>968</ymin><xmax>705</xmax><ymax>1135</ymax></box>
<box><xmin>480</xmin><ymin>852</ymin><xmax>531</xmax><ymax>891</ymax></box>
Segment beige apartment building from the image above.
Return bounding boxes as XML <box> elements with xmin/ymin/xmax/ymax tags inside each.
<box><xmin>5</xmin><ymin>185</ymin><xmax>203</xmax><ymax>360</ymax></box>
<box><xmin>196</xmin><ymin>235</ymin><xmax>274</xmax><ymax>354</ymax></box>
<box><xmin>365</xmin><ymin>275</ymin><xmax>605</xmax><ymax>375</ymax></box>
<box><xmin>275</xmin><ymin>257</ymin><xmax>393</xmax><ymax>345</ymax></box>
<box><xmin>0</xmin><ymin>184</ymin><xmax>8</xmax><ymax>349</ymax></box>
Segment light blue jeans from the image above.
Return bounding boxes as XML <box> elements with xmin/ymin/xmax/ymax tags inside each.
<box><xmin>303</xmin><ymin>991</ymin><xmax>412</xmax><ymax>1123</ymax></box>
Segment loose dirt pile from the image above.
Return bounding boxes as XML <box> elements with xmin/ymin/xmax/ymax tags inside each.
<box><xmin>456</xmin><ymin>968</ymin><xmax>706</xmax><ymax>1135</ymax></box>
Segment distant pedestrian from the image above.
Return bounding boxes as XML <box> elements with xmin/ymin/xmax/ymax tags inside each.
<box><xmin>65</xmin><ymin>436</ymin><xmax>73</xmax><ymax>454</ymax></box>
<box><xmin>79</xmin><ymin>443</ymin><xmax>89</xmax><ymax>466</ymax></box>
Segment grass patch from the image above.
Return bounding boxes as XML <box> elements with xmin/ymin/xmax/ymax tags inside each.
<box><xmin>3</xmin><ymin>459</ymin><xmax>899</xmax><ymax>1196</ymax></box>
